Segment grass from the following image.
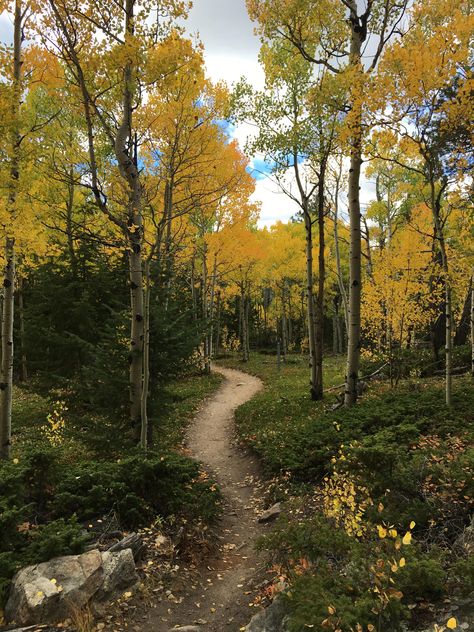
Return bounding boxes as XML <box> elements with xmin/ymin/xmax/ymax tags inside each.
<box><xmin>10</xmin><ymin>371</ymin><xmax>223</xmax><ymax>461</ymax></box>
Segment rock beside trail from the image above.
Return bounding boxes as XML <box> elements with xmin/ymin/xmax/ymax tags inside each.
<box><xmin>258</xmin><ymin>503</ymin><xmax>282</xmax><ymax>524</ymax></box>
<box><xmin>167</xmin><ymin>627</ymin><xmax>202</xmax><ymax>632</ymax></box>
<box><xmin>245</xmin><ymin>597</ymin><xmax>289</xmax><ymax>632</ymax></box>
<box><xmin>5</xmin><ymin>548</ymin><xmax>138</xmax><ymax>626</ymax></box>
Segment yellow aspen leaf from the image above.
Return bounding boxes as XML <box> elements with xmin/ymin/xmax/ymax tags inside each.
<box><xmin>402</xmin><ymin>532</ymin><xmax>412</xmax><ymax>545</ymax></box>
<box><xmin>447</xmin><ymin>618</ymin><xmax>457</xmax><ymax>629</ymax></box>
<box><xmin>377</xmin><ymin>525</ymin><xmax>387</xmax><ymax>539</ymax></box>
<box><xmin>328</xmin><ymin>605</ymin><xmax>336</xmax><ymax>614</ymax></box>
<box><xmin>399</xmin><ymin>558</ymin><xmax>406</xmax><ymax>567</ymax></box>
<box><xmin>410</xmin><ymin>521</ymin><xmax>416</xmax><ymax>529</ymax></box>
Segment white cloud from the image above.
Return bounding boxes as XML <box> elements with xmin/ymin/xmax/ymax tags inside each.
<box><xmin>203</xmin><ymin>52</ymin><xmax>264</xmax><ymax>90</ymax></box>
<box><xmin>252</xmin><ymin>177</ymin><xmax>301</xmax><ymax>227</ymax></box>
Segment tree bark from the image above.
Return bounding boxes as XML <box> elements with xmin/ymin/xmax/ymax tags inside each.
<box><xmin>202</xmin><ymin>243</ymin><xmax>211</xmax><ymax>374</ymax></box>
<box><xmin>281</xmin><ymin>285</ymin><xmax>288</xmax><ymax>357</ymax></box>
<box><xmin>115</xmin><ymin>0</ymin><xmax>145</xmax><ymax>436</ymax></box>
<box><xmin>429</xmin><ymin>178</ymin><xmax>451</xmax><ymax>405</ymax></box>
<box><xmin>140</xmin><ymin>260</ymin><xmax>151</xmax><ymax>450</ymax></box>
<box><xmin>215</xmin><ymin>290</ymin><xmax>221</xmax><ymax>357</ymax></box>
<box><xmin>0</xmin><ymin>0</ymin><xmax>22</xmax><ymax>460</ymax></box>
<box><xmin>303</xmin><ymin>201</ymin><xmax>318</xmax><ymax>399</ymax></box>
<box><xmin>314</xmin><ymin>160</ymin><xmax>327</xmax><ymax>400</ymax></box>
<box><xmin>344</xmin><ymin>13</ymin><xmax>364</xmax><ymax>407</ymax></box>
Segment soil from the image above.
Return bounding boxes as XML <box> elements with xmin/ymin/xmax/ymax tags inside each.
<box><xmin>142</xmin><ymin>365</ymin><xmax>268</xmax><ymax>632</ymax></box>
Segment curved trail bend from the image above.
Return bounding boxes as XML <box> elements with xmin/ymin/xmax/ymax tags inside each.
<box><xmin>147</xmin><ymin>365</ymin><xmax>266</xmax><ymax>632</ymax></box>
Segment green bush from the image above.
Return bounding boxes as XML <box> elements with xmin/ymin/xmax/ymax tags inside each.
<box><xmin>23</xmin><ymin>517</ymin><xmax>90</xmax><ymax>564</ymax></box>
<box><xmin>260</xmin><ymin>515</ymin><xmax>406</xmax><ymax>632</ymax></box>
<box><xmin>397</xmin><ymin>552</ymin><xmax>446</xmax><ymax>601</ymax></box>
<box><xmin>0</xmin><ymin>448</ymin><xmax>221</xmax><ymax>608</ymax></box>
<box><xmin>52</xmin><ymin>452</ymin><xmax>221</xmax><ymax>529</ymax></box>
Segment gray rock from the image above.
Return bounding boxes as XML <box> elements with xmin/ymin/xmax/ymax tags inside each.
<box><xmin>454</xmin><ymin>515</ymin><xmax>474</xmax><ymax>556</ymax></box>
<box><xmin>167</xmin><ymin>627</ymin><xmax>202</xmax><ymax>632</ymax></box>
<box><xmin>94</xmin><ymin>549</ymin><xmax>137</xmax><ymax>610</ymax></box>
<box><xmin>245</xmin><ymin>597</ymin><xmax>289</xmax><ymax>632</ymax></box>
<box><xmin>258</xmin><ymin>503</ymin><xmax>282</xmax><ymax>524</ymax></box>
<box><xmin>5</xmin><ymin>549</ymin><xmax>138</xmax><ymax>626</ymax></box>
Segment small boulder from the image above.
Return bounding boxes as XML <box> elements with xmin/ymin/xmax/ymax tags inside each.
<box><xmin>245</xmin><ymin>597</ymin><xmax>289</xmax><ymax>632</ymax></box>
<box><xmin>258</xmin><ymin>503</ymin><xmax>282</xmax><ymax>524</ymax></box>
<box><xmin>5</xmin><ymin>549</ymin><xmax>138</xmax><ymax>626</ymax></box>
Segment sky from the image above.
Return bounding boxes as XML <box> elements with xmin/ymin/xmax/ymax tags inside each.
<box><xmin>184</xmin><ymin>0</ymin><xmax>307</xmax><ymax>227</ymax></box>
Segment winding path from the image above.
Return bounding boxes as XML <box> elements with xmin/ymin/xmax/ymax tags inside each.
<box><xmin>146</xmin><ymin>365</ymin><xmax>266</xmax><ymax>631</ymax></box>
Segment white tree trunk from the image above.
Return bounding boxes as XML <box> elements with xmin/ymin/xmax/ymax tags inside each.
<box><xmin>304</xmin><ymin>204</ymin><xmax>318</xmax><ymax>398</ymax></box>
<box><xmin>0</xmin><ymin>0</ymin><xmax>22</xmax><ymax>460</ymax></box>
<box><xmin>344</xmin><ymin>21</ymin><xmax>364</xmax><ymax>407</ymax></box>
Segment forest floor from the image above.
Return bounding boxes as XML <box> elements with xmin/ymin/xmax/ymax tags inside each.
<box><xmin>106</xmin><ymin>366</ymin><xmax>270</xmax><ymax>632</ymax></box>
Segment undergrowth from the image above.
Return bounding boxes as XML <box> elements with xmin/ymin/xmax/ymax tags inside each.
<box><xmin>0</xmin><ymin>372</ymin><xmax>222</xmax><ymax>609</ymax></box>
<box><xmin>220</xmin><ymin>352</ymin><xmax>474</xmax><ymax>631</ymax></box>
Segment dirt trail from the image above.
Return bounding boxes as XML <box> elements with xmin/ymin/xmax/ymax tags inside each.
<box><xmin>145</xmin><ymin>365</ymin><xmax>266</xmax><ymax>632</ymax></box>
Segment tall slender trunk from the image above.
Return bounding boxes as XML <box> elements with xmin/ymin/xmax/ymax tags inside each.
<box><xmin>208</xmin><ymin>255</ymin><xmax>218</xmax><ymax>366</ymax></box>
<box><xmin>128</xmin><ymin>236</ymin><xmax>144</xmax><ymax>437</ymax></box>
<box><xmin>333</xmin><ymin>312</ymin><xmax>338</xmax><ymax>355</ymax></box>
<box><xmin>66</xmin><ymin>171</ymin><xmax>78</xmax><ymax>279</ymax></box>
<box><xmin>163</xmin><ymin>179</ymin><xmax>173</xmax><ymax>313</ymax></box>
<box><xmin>202</xmin><ymin>244</ymin><xmax>211</xmax><ymax>374</ymax></box>
<box><xmin>141</xmin><ymin>260</ymin><xmax>151</xmax><ymax>450</ymax></box>
<box><xmin>281</xmin><ymin>285</ymin><xmax>288</xmax><ymax>356</ymax></box>
<box><xmin>337</xmin><ymin>314</ymin><xmax>343</xmax><ymax>354</ymax></box>
<box><xmin>215</xmin><ymin>290</ymin><xmax>221</xmax><ymax>356</ymax></box>
<box><xmin>344</xmin><ymin>20</ymin><xmax>364</xmax><ymax>407</ymax></box>
<box><xmin>241</xmin><ymin>288</ymin><xmax>250</xmax><ymax>362</ymax></box>
<box><xmin>245</xmin><ymin>293</ymin><xmax>250</xmax><ymax>360</ymax></box>
<box><xmin>191</xmin><ymin>252</ymin><xmax>198</xmax><ymax>322</ymax></box>
<box><xmin>314</xmin><ymin>160</ymin><xmax>327</xmax><ymax>400</ymax></box>
<box><xmin>0</xmin><ymin>0</ymin><xmax>22</xmax><ymax>460</ymax></box>
<box><xmin>0</xmin><ymin>239</ymin><xmax>15</xmax><ymax>460</ymax></box>
<box><xmin>115</xmin><ymin>0</ymin><xmax>145</xmax><ymax>437</ymax></box>
<box><xmin>429</xmin><ymin>178</ymin><xmax>451</xmax><ymax>405</ymax></box>
<box><xmin>303</xmin><ymin>202</ymin><xmax>318</xmax><ymax>399</ymax></box>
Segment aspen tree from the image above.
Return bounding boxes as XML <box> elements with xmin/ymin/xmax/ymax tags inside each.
<box><xmin>247</xmin><ymin>0</ymin><xmax>408</xmax><ymax>405</ymax></box>
<box><xmin>0</xmin><ymin>0</ymin><xmax>22</xmax><ymax>459</ymax></box>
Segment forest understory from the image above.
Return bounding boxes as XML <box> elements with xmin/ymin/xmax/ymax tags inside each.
<box><xmin>1</xmin><ymin>353</ymin><xmax>473</xmax><ymax>632</ymax></box>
